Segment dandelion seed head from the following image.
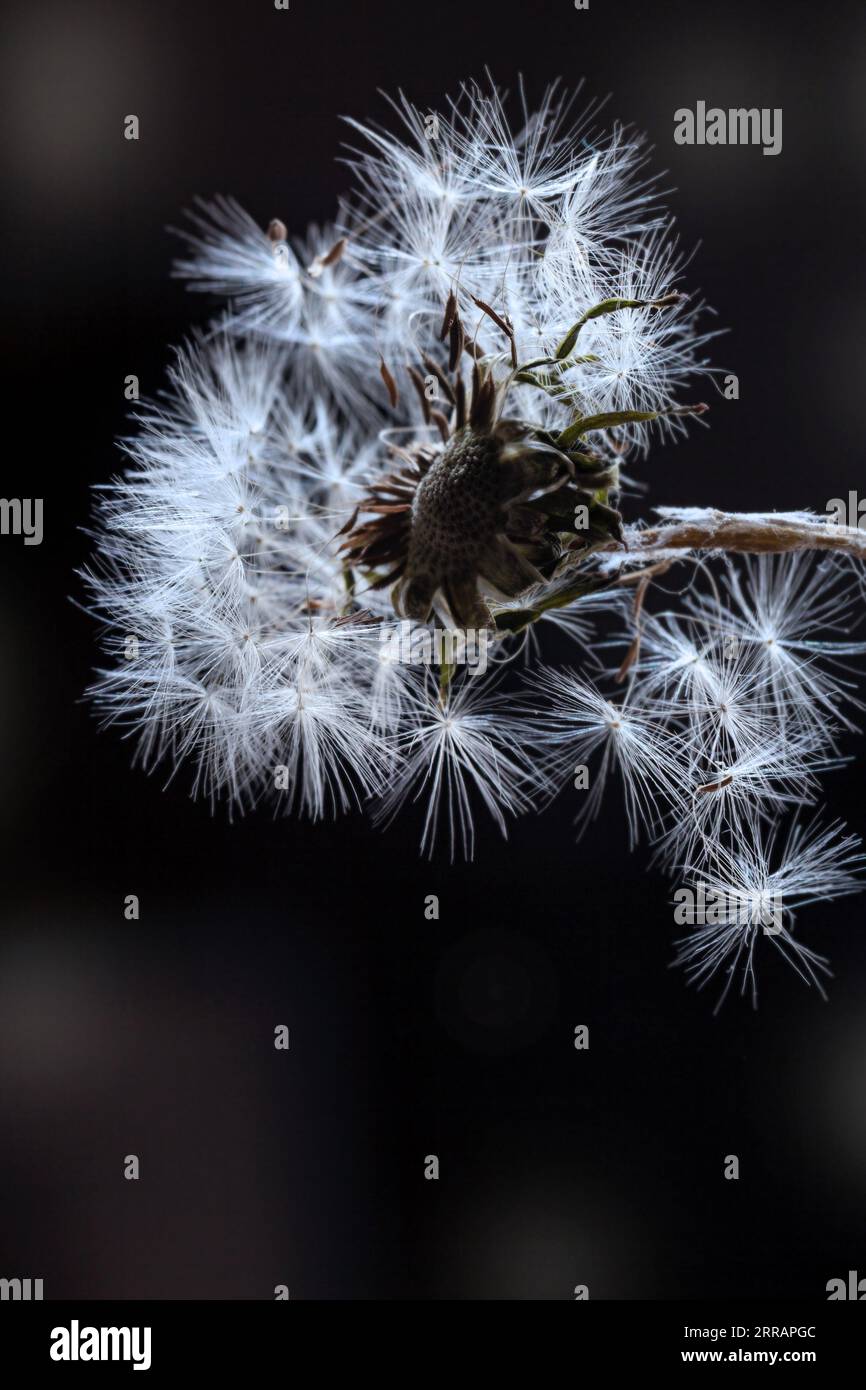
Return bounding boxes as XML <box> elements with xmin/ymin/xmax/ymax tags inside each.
<box><xmin>85</xmin><ymin>74</ymin><xmax>866</xmax><ymax>985</ymax></box>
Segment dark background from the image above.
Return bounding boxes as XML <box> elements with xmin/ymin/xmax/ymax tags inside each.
<box><xmin>1</xmin><ymin>0</ymin><xmax>864</xmax><ymax>1299</ymax></box>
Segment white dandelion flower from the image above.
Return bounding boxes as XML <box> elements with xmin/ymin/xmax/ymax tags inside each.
<box><xmin>449</xmin><ymin>76</ymin><xmax>607</xmax><ymax>229</ymax></box>
<box><xmin>656</xmin><ymin>730</ymin><xmax>829</xmax><ymax>872</ymax></box>
<box><xmin>616</xmin><ymin>611</ymin><xmax>718</xmax><ymax>704</ymax></box>
<box><xmin>253</xmin><ymin>666</ymin><xmax>395</xmax><ymax>819</ymax></box>
<box><xmin>671</xmin><ymin>643</ymin><xmax>779</xmax><ymax>762</ymax></box>
<box><xmin>341</xmin><ymin>88</ymin><xmax>479</xmax><ymax>208</ymax></box>
<box><xmin>526</xmin><ymin>670</ymin><xmax>688</xmax><ymax>846</ymax></box>
<box><xmin>375</xmin><ymin>672</ymin><xmax>541</xmax><ymax>861</ymax></box>
<box><xmin>673</xmin><ymin>818</ymin><xmax>865</xmax><ymax>1009</ymax></box>
<box><xmin>541</xmin><ymin>124</ymin><xmax>665</xmax><ymax>266</ymax></box>
<box><xmin>173</xmin><ymin>195</ymin><xmax>306</xmax><ymax>335</ymax></box>
<box><xmin>685</xmin><ymin>553</ymin><xmax>866</xmax><ymax>736</ymax></box>
<box><xmin>85</xmin><ymin>71</ymin><xmax>866</xmax><ymax>1008</ymax></box>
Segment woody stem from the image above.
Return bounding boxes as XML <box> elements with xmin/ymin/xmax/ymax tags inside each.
<box><xmin>614</xmin><ymin>508</ymin><xmax>866</xmax><ymax>562</ymax></box>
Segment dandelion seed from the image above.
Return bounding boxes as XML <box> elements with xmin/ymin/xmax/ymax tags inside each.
<box><xmin>526</xmin><ymin>669</ymin><xmax>688</xmax><ymax>846</ymax></box>
<box><xmin>673</xmin><ymin>818</ymin><xmax>865</xmax><ymax>1009</ymax></box>
<box><xmin>686</xmin><ymin>553</ymin><xmax>866</xmax><ymax>736</ymax></box>
<box><xmin>375</xmin><ymin>673</ymin><xmax>541</xmax><ymax>860</ymax></box>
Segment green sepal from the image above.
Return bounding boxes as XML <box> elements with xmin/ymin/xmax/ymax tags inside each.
<box><xmin>492</xmin><ymin>571</ymin><xmax>614</xmax><ymax>635</ymax></box>
<box><xmin>554</xmin><ymin>294</ymin><xmax>679</xmax><ymax>360</ymax></box>
<box><xmin>557</xmin><ymin>408</ymin><xmax>664</xmax><ymax>449</ymax></box>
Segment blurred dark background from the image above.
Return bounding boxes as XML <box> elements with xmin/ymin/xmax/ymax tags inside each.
<box><xmin>0</xmin><ymin>0</ymin><xmax>864</xmax><ymax>1299</ymax></box>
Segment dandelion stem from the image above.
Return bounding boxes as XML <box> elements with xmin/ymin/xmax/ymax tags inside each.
<box><xmin>616</xmin><ymin>508</ymin><xmax>866</xmax><ymax>563</ymax></box>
